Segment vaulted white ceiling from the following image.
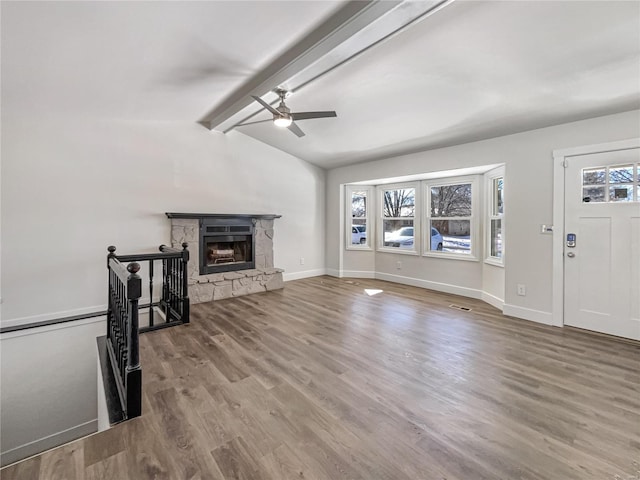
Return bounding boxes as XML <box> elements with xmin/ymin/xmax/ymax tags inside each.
<box><xmin>228</xmin><ymin>0</ymin><xmax>640</xmax><ymax>168</ymax></box>
<box><xmin>3</xmin><ymin>1</ymin><xmax>639</xmax><ymax>169</ymax></box>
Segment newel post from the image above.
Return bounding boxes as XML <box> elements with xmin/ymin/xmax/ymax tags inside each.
<box><xmin>107</xmin><ymin>245</ymin><xmax>117</xmax><ymax>266</ymax></box>
<box><xmin>126</xmin><ymin>262</ymin><xmax>141</xmax><ymax>368</ymax></box>
<box><xmin>106</xmin><ymin>246</ymin><xmax>117</xmax><ymax>337</ymax></box>
<box><xmin>125</xmin><ymin>262</ymin><xmax>142</xmax><ymax>418</ymax></box>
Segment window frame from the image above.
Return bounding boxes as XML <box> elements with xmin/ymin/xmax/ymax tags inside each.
<box><xmin>377</xmin><ymin>182</ymin><xmax>420</xmax><ymax>255</ymax></box>
<box><xmin>345</xmin><ymin>185</ymin><xmax>373</xmax><ymax>251</ymax></box>
<box><xmin>423</xmin><ymin>175</ymin><xmax>480</xmax><ymax>261</ymax></box>
<box><xmin>484</xmin><ymin>166</ymin><xmax>505</xmax><ymax>267</ymax></box>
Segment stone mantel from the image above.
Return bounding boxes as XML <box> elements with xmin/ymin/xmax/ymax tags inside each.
<box><xmin>166</xmin><ymin>213</ymin><xmax>282</xmax><ymax>220</ymax></box>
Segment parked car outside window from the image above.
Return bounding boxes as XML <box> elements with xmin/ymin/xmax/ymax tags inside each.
<box><xmin>384</xmin><ymin>226</ymin><xmax>414</xmax><ymax>248</ymax></box>
<box><xmin>430</xmin><ymin>227</ymin><xmax>443</xmax><ymax>251</ymax></box>
<box><xmin>383</xmin><ymin>227</ymin><xmax>443</xmax><ymax>250</ymax></box>
<box><xmin>351</xmin><ymin>225</ymin><xmax>367</xmax><ymax>244</ymax></box>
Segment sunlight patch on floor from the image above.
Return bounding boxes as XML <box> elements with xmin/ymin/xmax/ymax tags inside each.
<box><xmin>364</xmin><ymin>289</ymin><xmax>383</xmax><ymax>296</ymax></box>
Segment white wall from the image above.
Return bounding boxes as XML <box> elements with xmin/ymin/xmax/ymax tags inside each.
<box><xmin>1</xmin><ymin>103</ymin><xmax>325</xmax><ymax>466</ymax></box>
<box><xmin>327</xmin><ymin>110</ymin><xmax>640</xmax><ymax>321</ymax></box>
<box><xmin>0</xmin><ymin>122</ymin><xmax>325</xmax><ymax>325</ymax></box>
<box><xmin>0</xmin><ymin>318</ymin><xmax>106</xmax><ymax>465</ymax></box>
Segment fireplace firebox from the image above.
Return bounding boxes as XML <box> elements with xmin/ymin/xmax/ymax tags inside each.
<box><xmin>199</xmin><ymin>217</ymin><xmax>255</xmax><ymax>274</ymax></box>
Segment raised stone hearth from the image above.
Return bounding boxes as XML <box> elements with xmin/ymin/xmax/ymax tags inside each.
<box><xmin>167</xmin><ymin>213</ymin><xmax>283</xmax><ymax>304</ymax></box>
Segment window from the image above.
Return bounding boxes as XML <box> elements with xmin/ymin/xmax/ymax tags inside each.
<box><xmin>379</xmin><ymin>184</ymin><xmax>418</xmax><ymax>253</ymax></box>
<box><xmin>582</xmin><ymin>162</ymin><xmax>639</xmax><ymax>203</ymax></box>
<box><xmin>346</xmin><ymin>186</ymin><xmax>372</xmax><ymax>249</ymax></box>
<box><xmin>486</xmin><ymin>166</ymin><xmax>504</xmax><ymax>265</ymax></box>
<box><xmin>425</xmin><ymin>176</ymin><xmax>478</xmax><ymax>259</ymax></box>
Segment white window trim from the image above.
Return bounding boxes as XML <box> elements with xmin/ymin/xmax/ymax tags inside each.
<box><xmin>345</xmin><ymin>185</ymin><xmax>373</xmax><ymax>251</ymax></box>
<box><xmin>423</xmin><ymin>175</ymin><xmax>480</xmax><ymax>262</ymax></box>
<box><xmin>377</xmin><ymin>182</ymin><xmax>420</xmax><ymax>255</ymax></box>
<box><xmin>484</xmin><ymin>166</ymin><xmax>505</xmax><ymax>267</ymax></box>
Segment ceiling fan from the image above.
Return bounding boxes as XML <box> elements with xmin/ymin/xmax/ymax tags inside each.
<box><xmin>236</xmin><ymin>89</ymin><xmax>337</xmax><ymax>137</ymax></box>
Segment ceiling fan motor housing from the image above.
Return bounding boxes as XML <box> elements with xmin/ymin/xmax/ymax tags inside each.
<box><xmin>275</xmin><ymin>103</ymin><xmax>291</xmax><ymax>121</ymax></box>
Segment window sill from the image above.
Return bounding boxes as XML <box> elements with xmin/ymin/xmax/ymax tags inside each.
<box><xmin>346</xmin><ymin>245</ymin><xmax>373</xmax><ymax>252</ymax></box>
<box><xmin>377</xmin><ymin>247</ymin><xmax>419</xmax><ymax>256</ymax></box>
<box><xmin>422</xmin><ymin>252</ymin><xmax>479</xmax><ymax>262</ymax></box>
<box><xmin>484</xmin><ymin>257</ymin><xmax>504</xmax><ymax>267</ymax></box>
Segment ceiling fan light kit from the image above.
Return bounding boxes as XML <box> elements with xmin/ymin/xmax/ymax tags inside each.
<box><xmin>274</xmin><ymin>115</ymin><xmax>293</xmax><ymax>127</ymax></box>
<box><xmin>240</xmin><ymin>89</ymin><xmax>337</xmax><ymax>137</ymax></box>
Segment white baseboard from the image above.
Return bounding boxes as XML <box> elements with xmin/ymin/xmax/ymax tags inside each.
<box><xmin>1</xmin><ymin>419</ymin><xmax>97</xmax><ymax>467</ymax></box>
<box><xmin>481</xmin><ymin>291</ymin><xmax>504</xmax><ymax>311</ymax></box>
<box><xmin>283</xmin><ymin>269</ymin><xmax>327</xmax><ymax>282</ymax></box>
<box><xmin>325</xmin><ymin>268</ymin><xmax>342</xmax><ymax>277</ymax></box>
<box><xmin>375</xmin><ymin>272</ymin><xmax>482</xmax><ymax>299</ymax></box>
<box><xmin>341</xmin><ymin>270</ymin><xmax>376</xmax><ymax>279</ymax></box>
<box><xmin>503</xmin><ymin>304</ymin><xmax>557</xmax><ymax>326</ymax></box>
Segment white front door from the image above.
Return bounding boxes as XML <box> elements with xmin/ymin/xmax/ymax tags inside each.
<box><xmin>564</xmin><ymin>148</ymin><xmax>640</xmax><ymax>340</ymax></box>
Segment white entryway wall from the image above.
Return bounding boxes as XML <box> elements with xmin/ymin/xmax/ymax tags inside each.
<box><xmin>326</xmin><ymin>110</ymin><xmax>640</xmax><ymax>322</ymax></box>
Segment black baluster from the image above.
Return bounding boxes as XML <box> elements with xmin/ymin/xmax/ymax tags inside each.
<box><xmin>161</xmin><ymin>255</ymin><xmax>167</xmax><ymax>315</ymax></box>
<box><xmin>149</xmin><ymin>259</ymin><xmax>154</xmax><ymax>328</ymax></box>
<box><xmin>171</xmin><ymin>257</ymin><xmax>176</xmax><ymax>319</ymax></box>
<box><xmin>182</xmin><ymin>242</ymin><xmax>190</xmax><ymax>323</ymax></box>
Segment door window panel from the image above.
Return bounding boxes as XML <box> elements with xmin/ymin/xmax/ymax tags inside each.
<box><xmin>610</xmin><ymin>185</ymin><xmax>633</xmax><ymax>202</ymax></box>
<box><xmin>583</xmin><ymin>167</ymin><xmax>606</xmax><ymax>185</ymax></box>
<box><xmin>609</xmin><ymin>165</ymin><xmax>633</xmax><ymax>183</ymax></box>
<box><xmin>582</xmin><ymin>163</ymin><xmax>639</xmax><ymax>203</ymax></box>
<box><xmin>583</xmin><ymin>186</ymin><xmax>606</xmax><ymax>203</ymax></box>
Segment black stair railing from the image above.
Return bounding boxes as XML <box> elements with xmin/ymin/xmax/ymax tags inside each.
<box><xmin>113</xmin><ymin>243</ymin><xmax>190</xmax><ymax>332</ymax></box>
<box><xmin>159</xmin><ymin>243</ymin><xmax>191</xmax><ymax>328</ymax></box>
<box><xmin>106</xmin><ymin>251</ymin><xmax>142</xmax><ymax>419</ymax></box>
<box><xmin>104</xmin><ymin>243</ymin><xmax>190</xmax><ymax>422</ymax></box>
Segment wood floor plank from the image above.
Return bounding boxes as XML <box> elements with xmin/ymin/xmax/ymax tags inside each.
<box><xmin>211</xmin><ymin>436</ymin><xmax>267</xmax><ymax>480</ymax></box>
<box><xmin>85</xmin><ymin>451</ymin><xmax>127</xmax><ymax>480</ymax></box>
<box><xmin>3</xmin><ymin>276</ymin><xmax>639</xmax><ymax>479</ymax></box>
<box><xmin>37</xmin><ymin>442</ymin><xmax>85</xmax><ymax>480</ymax></box>
<box><xmin>0</xmin><ymin>455</ymin><xmax>41</xmax><ymax>480</ymax></box>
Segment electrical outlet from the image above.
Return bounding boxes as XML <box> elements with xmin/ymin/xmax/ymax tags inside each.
<box><xmin>396</xmin><ymin>261</ymin><xmax>402</xmax><ymax>269</ymax></box>
<box><xmin>300</xmin><ymin>257</ymin><xmax>305</xmax><ymax>265</ymax></box>
<box><xmin>517</xmin><ymin>284</ymin><xmax>526</xmax><ymax>296</ymax></box>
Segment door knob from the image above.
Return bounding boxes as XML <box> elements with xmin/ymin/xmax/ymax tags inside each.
<box><xmin>567</xmin><ymin>252</ymin><xmax>575</xmax><ymax>258</ymax></box>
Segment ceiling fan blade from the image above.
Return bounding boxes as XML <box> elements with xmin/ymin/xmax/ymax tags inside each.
<box><xmin>251</xmin><ymin>95</ymin><xmax>281</xmax><ymax>116</ymax></box>
<box><xmin>287</xmin><ymin>121</ymin><xmax>305</xmax><ymax>137</ymax></box>
<box><xmin>236</xmin><ymin>119</ymin><xmax>273</xmax><ymax>127</ymax></box>
<box><xmin>290</xmin><ymin>111</ymin><xmax>337</xmax><ymax>121</ymax></box>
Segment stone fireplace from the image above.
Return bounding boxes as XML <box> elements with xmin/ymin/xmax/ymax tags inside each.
<box><xmin>166</xmin><ymin>213</ymin><xmax>283</xmax><ymax>304</ymax></box>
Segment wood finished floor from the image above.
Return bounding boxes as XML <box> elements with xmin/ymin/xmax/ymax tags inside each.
<box><xmin>3</xmin><ymin>276</ymin><xmax>639</xmax><ymax>480</ymax></box>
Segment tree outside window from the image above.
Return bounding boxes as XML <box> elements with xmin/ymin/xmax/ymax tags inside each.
<box><xmin>381</xmin><ymin>187</ymin><xmax>416</xmax><ymax>251</ymax></box>
<box><xmin>428</xmin><ymin>183</ymin><xmax>473</xmax><ymax>254</ymax></box>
